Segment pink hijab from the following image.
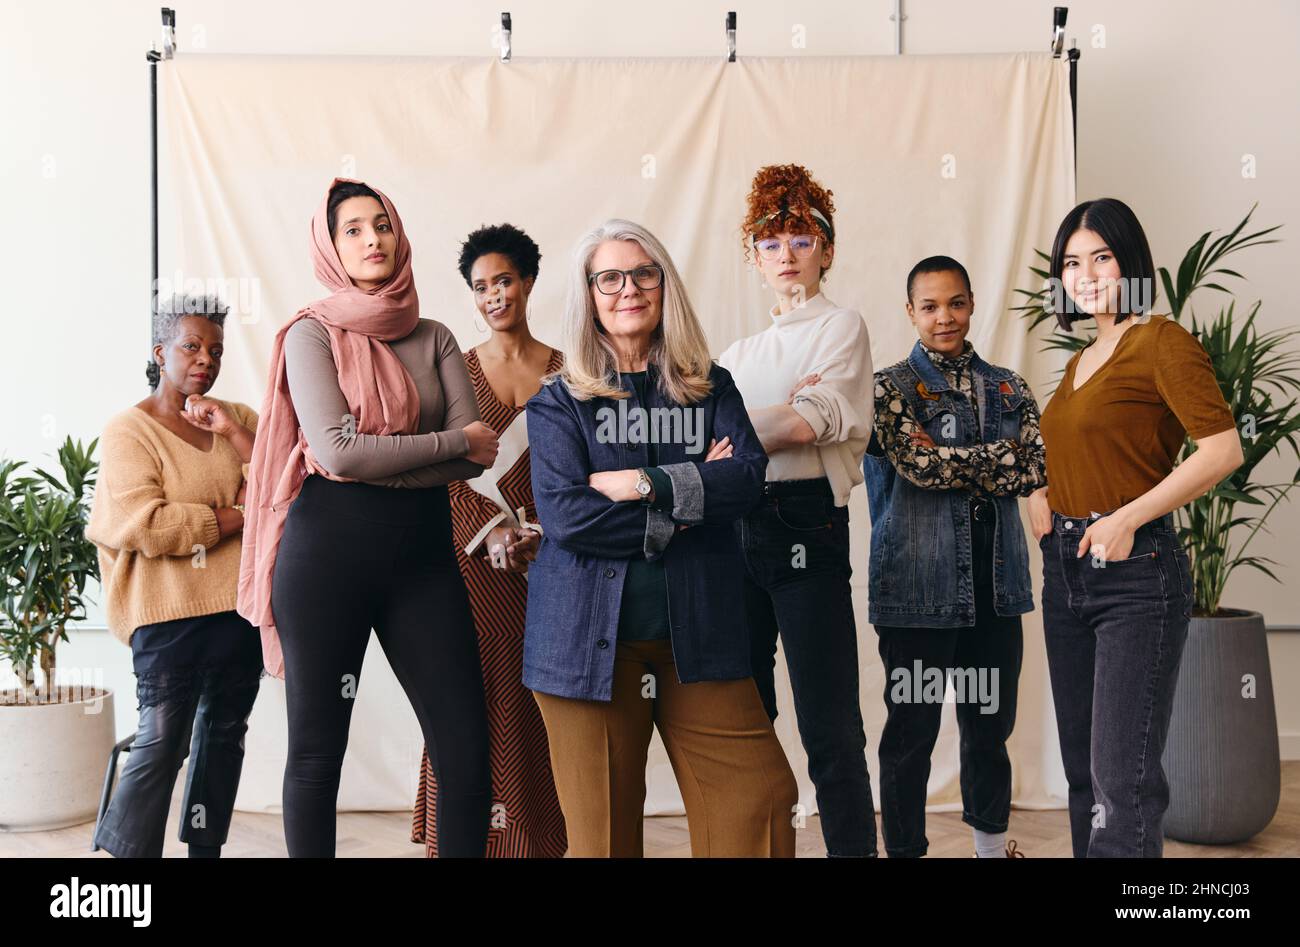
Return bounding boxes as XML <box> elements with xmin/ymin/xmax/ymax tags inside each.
<box><xmin>237</xmin><ymin>178</ymin><xmax>421</xmax><ymax>679</ymax></box>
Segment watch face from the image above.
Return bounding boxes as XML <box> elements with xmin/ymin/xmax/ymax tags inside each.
<box><xmin>637</xmin><ymin>478</ymin><xmax>651</xmax><ymax>495</ymax></box>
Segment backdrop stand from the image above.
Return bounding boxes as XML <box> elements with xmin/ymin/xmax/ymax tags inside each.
<box><xmin>144</xmin><ymin>5</ymin><xmax>1080</xmax><ymax>326</ymax></box>
<box><xmin>146</xmin><ymin>8</ymin><xmax>174</xmax><ymax>326</ymax></box>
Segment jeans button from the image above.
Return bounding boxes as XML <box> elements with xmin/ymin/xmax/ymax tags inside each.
<box><xmin>596</xmin><ymin>638</ymin><xmax>609</xmax><ymax>649</ymax></box>
<box><xmin>1064</xmin><ymin>520</ymin><xmax>1074</xmax><ymax>529</ymax></box>
<box><xmin>604</xmin><ymin>568</ymin><xmax>616</xmax><ymax>578</ymax></box>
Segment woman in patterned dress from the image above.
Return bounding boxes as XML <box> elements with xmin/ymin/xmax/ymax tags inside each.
<box><xmin>412</xmin><ymin>224</ymin><xmax>567</xmax><ymax>857</ymax></box>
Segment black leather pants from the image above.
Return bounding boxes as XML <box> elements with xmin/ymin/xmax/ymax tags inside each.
<box><xmin>94</xmin><ymin>665</ymin><xmax>261</xmax><ymax>858</ymax></box>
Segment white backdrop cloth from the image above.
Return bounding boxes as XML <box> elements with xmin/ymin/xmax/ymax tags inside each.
<box><xmin>158</xmin><ymin>51</ymin><xmax>1076</xmax><ymax>822</ymax></box>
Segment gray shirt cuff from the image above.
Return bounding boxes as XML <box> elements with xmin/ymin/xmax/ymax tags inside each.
<box><xmin>644</xmin><ymin>508</ymin><xmax>675</xmax><ymax>560</ymax></box>
<box><xmin>659</xmin><ymin>462</ymin><xmax>704</xmax><ymax>524</ymax></box>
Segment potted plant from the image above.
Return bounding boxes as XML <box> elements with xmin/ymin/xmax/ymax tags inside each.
<box><xmin>0</xmin><ymin>437</ymin><xmax>116</xmax><ymax>832</ymax></box>
<box><xmin>1015</xmin><ymin>205</ymin><xmax>1298</xmax><ymax>844</ymax></box>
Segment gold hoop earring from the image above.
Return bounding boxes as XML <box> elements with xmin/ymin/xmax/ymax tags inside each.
<box><xmin>474</xmin><ymin>315</ymin><xmax>489</xmax><ymax>334</ymax></box>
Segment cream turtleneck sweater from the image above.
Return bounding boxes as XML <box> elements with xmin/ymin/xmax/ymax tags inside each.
<box><xmin>718</xmin><ymin>292</ymin><xmax>875</xmax><ymax>506</ymax></box>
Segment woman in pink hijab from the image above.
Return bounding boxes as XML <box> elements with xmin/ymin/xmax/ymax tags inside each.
<box><xmin>238</xmin><ymin>178</ymin><xmax>499</xmax><ymax>857</ymax></box>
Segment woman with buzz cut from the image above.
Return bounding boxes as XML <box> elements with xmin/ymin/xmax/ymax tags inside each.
<box><xmin>524</xmin><ymin>218</ymin><xmax>799</xmax><ymax>857</ymax></box>
<box><xmin>864</xmin><ymin>255</ymin><xmax>1045</xmax><ymax>859</ymax></box>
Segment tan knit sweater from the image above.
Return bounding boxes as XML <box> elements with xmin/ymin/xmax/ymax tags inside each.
<box><xmin>85</xmin><ymin>399</ymin><xmax>258</xmax><ymax>645</ymax></box>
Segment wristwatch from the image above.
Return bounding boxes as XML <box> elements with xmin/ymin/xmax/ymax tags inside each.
<box><xmin>634</xmin><ymin>469</ymin><xmax>654</xmax><ymax>502</ymax></box>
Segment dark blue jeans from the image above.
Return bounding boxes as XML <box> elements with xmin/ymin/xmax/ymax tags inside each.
<box><xmin>738</xmin><ymin>479</ymin><xmax>878</xmax><ymax>857</ymax></box>
<box><xmin>1040</xmin><ymin>510</ymin><xmax>1193</xmax><ymax>858</ymax></box>
<box><xmin>873</xmin><ymin>499</ymin><xmax>1023</xmax><ymax>857</ymax></box>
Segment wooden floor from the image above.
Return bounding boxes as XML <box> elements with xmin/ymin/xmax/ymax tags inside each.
<box><xmin>7</xmin><ymin>761</ymin><xmax>1297</xmax><ymax>858</ymax></box>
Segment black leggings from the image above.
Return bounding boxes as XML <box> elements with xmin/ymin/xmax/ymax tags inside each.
<box><xmin>271</xmin><ymin>475</ymin><xmax>491</xmax><ymax>857</ymax></box>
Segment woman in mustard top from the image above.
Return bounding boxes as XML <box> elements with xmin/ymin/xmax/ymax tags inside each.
<box><xmin>1031</xmin><ymin>198</ymin><xmax>1243</xmax><ymax>858</ymax></box>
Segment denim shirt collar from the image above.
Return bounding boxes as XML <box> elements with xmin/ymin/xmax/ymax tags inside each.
<box><xmin>906</xmin><ymin>338</ymin><xmax>1009</xmax><ymax>392</ymax></box>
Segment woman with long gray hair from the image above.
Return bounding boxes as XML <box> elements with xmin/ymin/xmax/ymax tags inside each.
<box><xmin>523</xmin><ymin>219</ymin><xmax>799</xmax><ymax>857</ymax></box>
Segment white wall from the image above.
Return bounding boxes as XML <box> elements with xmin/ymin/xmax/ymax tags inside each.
<box><xmin>4</xmin><ymin>0</ymin><xmax>1298</xmax><ymax>750</ymax></box>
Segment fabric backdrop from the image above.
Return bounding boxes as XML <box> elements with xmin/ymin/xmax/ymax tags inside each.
<box><xmin>158</xmin><ymin>51</ymin><xmax>1076</xmax><ymax>823</ymax></box>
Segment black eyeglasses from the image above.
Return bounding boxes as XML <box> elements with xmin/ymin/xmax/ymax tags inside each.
<box><xmin>588</xmin><ymin>264</ymin><xmax>664</xmax><ymax>295</ymax></box>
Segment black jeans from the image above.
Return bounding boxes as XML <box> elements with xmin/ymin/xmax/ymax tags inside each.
<box><xmin>1041</xmin><ymin>510</ymin><xmax>1192</xmax><ymax>858</ymax></box>
<box><xmin>873</xmin><ymin>499</ymin><xmax>1023</xmax><ymax>857</ymax></box>
<box><xmin>737</xmin><ymin>478</ymin><xmax>878</xmax><ymax>857</ymax></box>
<box><xmin>271</xmin><ymin>475</ymin><xmax>491</xmax><ymax>858</ymax></box>
<box><xmin>93</xmin><ymin>611</ymin><xmax>263</xmax><ymax>859</ymax></box>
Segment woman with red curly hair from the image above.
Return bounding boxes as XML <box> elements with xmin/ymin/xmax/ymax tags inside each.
<box><xmin>718</xmin><ymin>164</ymin><xmax>879</xmax><ymax>857</ymax></box>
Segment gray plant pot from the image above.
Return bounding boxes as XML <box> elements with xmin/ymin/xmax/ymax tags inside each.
<box><xmin>1162</xmin><ymin>608</ymin><xmax>1280</xmax><ymax>844</ymax></box>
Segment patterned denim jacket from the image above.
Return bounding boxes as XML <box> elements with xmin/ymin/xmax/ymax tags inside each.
<box><xmin>863</xmin><ymin>340</ymin><xmax>1035</xmax><ymax>627</ymax></box>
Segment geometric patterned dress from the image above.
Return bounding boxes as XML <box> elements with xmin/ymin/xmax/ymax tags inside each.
<box><xmin>411</xmin><ymin>346</ymin><xmax>568</xmax><ymax>857</ymax></box>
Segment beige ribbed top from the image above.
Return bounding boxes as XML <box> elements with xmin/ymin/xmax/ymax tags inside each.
<box><xmin>283</xmin><ymin>317</ymin><xmax>484</xmax><ymax>487</ymax></box>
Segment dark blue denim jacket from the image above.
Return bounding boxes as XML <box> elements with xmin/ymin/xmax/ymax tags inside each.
<box><xmin>863</xmin><ymin>340</ymin><xmax>1034</xmax><ymax>627</ymax></box>
<box><xmin>523</xmin><ymin>362</ymin><xmax>767</xmax><ymax>701</ymax></box>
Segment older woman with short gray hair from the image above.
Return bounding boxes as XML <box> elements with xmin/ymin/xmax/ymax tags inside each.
<box><xmin>86</xmin><ymin>292</ymin><xmax>263</xmax><ymax>858</ymax></box>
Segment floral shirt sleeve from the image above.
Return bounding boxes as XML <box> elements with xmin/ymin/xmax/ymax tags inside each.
<box><xmin>872</xmin><ymin>368</ymin><xmax>1046</xmax><ymax>497</ymax></box>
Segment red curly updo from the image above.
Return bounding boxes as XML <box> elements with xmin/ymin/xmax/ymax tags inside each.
<box><xmin>741</xmin><ymin>164</ymin><xmax>836</xmax><ymax>273</ymax></box>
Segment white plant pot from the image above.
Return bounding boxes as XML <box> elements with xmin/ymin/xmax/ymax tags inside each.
<box><xmin>0</xmin><ymin>688</ymin><xmax>117</xmax><ymax>832</ymax></box>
